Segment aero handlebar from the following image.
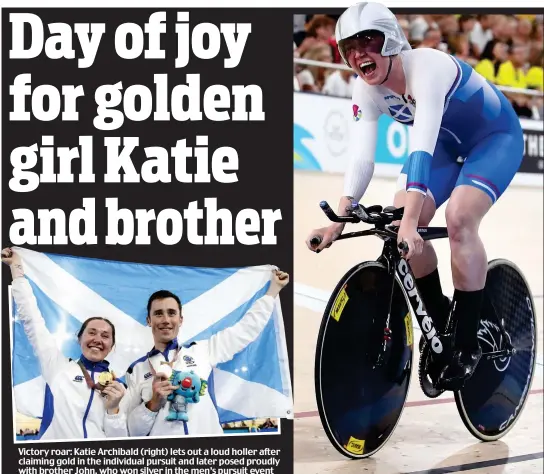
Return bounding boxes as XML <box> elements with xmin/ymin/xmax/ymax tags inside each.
<box><xmin>311</xmin><ymin>201</ymin><xmax>409</xmax><ymax>252</ymax></box>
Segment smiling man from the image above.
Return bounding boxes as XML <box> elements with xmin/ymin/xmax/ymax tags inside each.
<box><xmin>119</xmin><ymin>269</ymin><xmax>289</xmax><ymax>437</ymax></box>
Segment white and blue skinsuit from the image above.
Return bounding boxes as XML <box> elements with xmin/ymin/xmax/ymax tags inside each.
<box><xmin>344</xmin><ymin>47</ymin><xmax>524</xmax><ymax>206</ymax></box>
<box><xmin>11</xmin><ymin>277</ymin><xmax>128</xmax><ymax>440</ymax></box>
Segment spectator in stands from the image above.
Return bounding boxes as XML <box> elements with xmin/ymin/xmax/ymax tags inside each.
<box><xmin>295</xmin><ymin>15</ymin><xmax>336</xmax><ymax>58</ymax></box>
<box><xmin>513</xmin><ymin>18</ymin><xmax>533</xmax><ymax>46</ymax></box>
<box><xmin>474</xmin><ymin>39</ymin><xmax>509</xmax><ymax>83</ymax></box>
<box><xmin>294</xmin><ymin>42</ymin><xmax>301</xmax><ymax>92</ymax></box>
<box><xmin>497</xmin><ymin>44</ymin><xmax>533</xmax><ymax>118</ymax></box>
<box><xmin>526</xmin><ymin>49</ymin><xmax>544</xmax><ymax>91</ymax></box>
<box><xmin>458</xmin><ymin>15</ymin><xmax>477</xmax><ymax>35</ymax></box>
<box><xmin>417</xmin><ymin>28</ymin><xmax>442</xmax><ymax>50</ymax></box>
<box><xmin>241</xmin><ymin>419</ymin><xmax>258</xmax><ymax>432</ymax></box>
<box><xmin>490</xmin><ymin>15</ymin><xmax>513</xmax><ymax>49</ymax></box>
<box><xmin>398</xmin><ymin>17</ymin><xmax>411</xmax><ymax>45</ymax></box>
<box><xmin>497</xmin><ymin>43</ymin><xmax>529</xmax><ymax>89</ymax></box>
<box><xmin>297</xmin><ymin>43</ymin><xmax>333</xmax><ymax>93</ymax></box>
<box><xmin>260</xmin><ymin>418</ymin><xmax>277</xmax><ymax>429</ymax></box>
<box><xmin>449</xmin><ymin>33</ymin><xmax>478</xmax><ymax>66</ymax></box>
<box><xmin>437</xmin><ymin>15</ymin><xmax>459</xmax><ymax>42</ymax></box>
<box><xmin>470</xmin><ymin>15</ymin><xmax>494</xmax><ymax>59</ymax></box>
<box><xmin>410</xmin><ymin>14</ymin><xmax>438</xmax><ymax>42</ymax></box>
<box><xmin>322</xmin><ymin>68</ymin><xmax>356</xmax><ymax>98</ymax></box>
<box><xmin>503</xmin><ymin>16</ymin><xmax>519</xmax><ymax>48</ymax></box>
<box><xmin>526</xmin><ymin>49</ymin><xmax>543</xmax><ymax>119</ymax></box>
<box><xmin>529</xmin><ymin>17</ymin><xmax>543</xmax><ymax>66</ymax></box>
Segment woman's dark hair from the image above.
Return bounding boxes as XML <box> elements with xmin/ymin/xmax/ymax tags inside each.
<box><xmin>77</xmin><ymin>317</ymin><xmax>116</xmax><ymax>346</ymax></box>
<box><xmin>147</xmin><ymin>290</ymin><xmax>182</xmax><ymax>316</ymax></box>
<box><xmin>480</xmin><ymin>38</ymin><xmax>507</xmax><ymax>62</ymax></box>
<box><xmin>458</xmin><ymin>15</ymin><xmax>475</xmax><ymax>31</ymax></box>
<box><xmin>480</xmin><ymin>39</ymin><xmax>496</xmax><ymax>61</ymax></box>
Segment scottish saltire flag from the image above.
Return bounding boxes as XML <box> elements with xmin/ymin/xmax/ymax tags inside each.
<box><xmin>10</xmin><ymin>247</ymin><xmax>293</xmax><ymax>424</ymax></box>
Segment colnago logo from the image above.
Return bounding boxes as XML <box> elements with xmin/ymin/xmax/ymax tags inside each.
<box><xmin>477</xmin><ymin>320</ymin><xmax>511</xmax><ymax>372</ymax></box>
<box><xmin>499</xmin><ymin>396</ymin><xmax>523</xmax><ymax>432</ymax></box>
<box><xmin>397</xmin><ymin>259</ymin><xmax>443</xmax><ymax>354</ymax></box>
<box><xmin>526</xmin><ymin>296</ymin><xmax>533</xmax><ymax>313</ymax></box>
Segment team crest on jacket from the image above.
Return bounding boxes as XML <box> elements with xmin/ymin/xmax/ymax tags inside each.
<box><xmin>183</xmin><ymin>355</ymin><xmax>196</xmax><ymax>367</ymax></box>
<box><xmin>352</xmin><ymin>104</ymin><xmax>362</xmax><ymax>122</ymax></box>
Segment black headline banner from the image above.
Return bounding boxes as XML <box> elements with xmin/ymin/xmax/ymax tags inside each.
<box><xmin>2</xmin><ymin>8</ymin><xmax>294</xmax><ymax>474</ymax></box>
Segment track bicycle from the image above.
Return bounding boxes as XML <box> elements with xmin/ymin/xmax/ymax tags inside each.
<box><xmin>311</xmin><ymin>201</ymin><xmax>537</xmax><ymax>459</ymax></box>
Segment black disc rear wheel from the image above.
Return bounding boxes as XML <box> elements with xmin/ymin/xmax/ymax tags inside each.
<box><xmin>455</xmin><ymin>259</ymin><xmax>537</xmax><ymax>440</ymax></box>
<box><xmin>315</xmin><ymin>261</ymin><xmax>413</xmax><ymax>459</ymax></box>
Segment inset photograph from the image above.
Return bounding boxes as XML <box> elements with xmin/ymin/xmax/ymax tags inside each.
<box><xmin>293</xmin><ymin>4</ymin><xmax>542</xmax><ymax>473</ymax></box>
<box><xmin>5</xmin><ymin>247</ymin><xmax>292</xmax><ymax>442</ymax></box>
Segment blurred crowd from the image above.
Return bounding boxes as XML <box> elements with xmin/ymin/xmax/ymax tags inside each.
<box><xmin>222</xmin><ymin>418</ymin><xmax>278</xmax><ymax>432</ymax></box>
<box><xmin>293</xmin><ymin>13</ymin><xmax>543</xmax><ymax>119</ymax></box>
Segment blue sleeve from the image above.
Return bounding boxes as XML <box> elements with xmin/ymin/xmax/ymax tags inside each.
<box><xmin>406</xmin><ymin>151</ymin><xmax>432</xmax><ymax>195</ymax></box>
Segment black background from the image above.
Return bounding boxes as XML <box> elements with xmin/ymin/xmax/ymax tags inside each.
<box><xmin>2</xmin><ymin>8</ymin><xmax>293</xmax><ymax>473</ymax></box>
<box><xmin>3</xmin><ymin>6</ymin><xmax>544</xmax><ymax>474</ymax></box>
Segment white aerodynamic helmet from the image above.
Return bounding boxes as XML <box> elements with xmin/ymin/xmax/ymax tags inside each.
<box><xmin>335</xmin><ymin>1</ymin><xmax>411</xmax><ymax>65</ymax></box>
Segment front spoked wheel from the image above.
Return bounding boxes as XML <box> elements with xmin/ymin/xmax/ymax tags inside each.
<box><xmin>455</xmin><ymin>259</ymin><xmax>537</xmax><ymax>440</ymax></box>
<box><xmin>315</xmin><ymin>261</ymin><xmax>413</xmax><ymax>459</ymax></box>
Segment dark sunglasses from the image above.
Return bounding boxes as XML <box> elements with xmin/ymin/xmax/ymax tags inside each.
<box><xmin>338</xmin><ymin>30</ymin><xmax>385</xmax><ymax>58</ymax></box>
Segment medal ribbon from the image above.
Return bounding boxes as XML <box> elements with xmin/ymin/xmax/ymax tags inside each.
<box><xmin>77</xmin><ymin>361</ymin><xmax>113</xmax><ymax>393</ymax></box>
<box><xmin>147</xmin><ymin>347</ymin><xmax>208</xmax><ymax>399</ymax></box>
<box><xmin>148</xmin><ymin>347</ymin><xmax>181</xmax><ymax>378</ymax></box>
<box><xmin>77</xmin><ymin>360</ymin><xmax>101</xmax><ymax>391</ymax></box>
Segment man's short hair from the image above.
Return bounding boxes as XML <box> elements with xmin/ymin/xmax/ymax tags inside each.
<box><xmin>147</xmin><ymin>290</ymin><xmax>182</xmax><ymax>316</ymax></box>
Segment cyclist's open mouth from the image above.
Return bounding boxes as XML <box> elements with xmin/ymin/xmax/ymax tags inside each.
<box><xmin>360</xmin><ymin>61</ymin><xmax>377</xmax><ymax>76</ymax></box>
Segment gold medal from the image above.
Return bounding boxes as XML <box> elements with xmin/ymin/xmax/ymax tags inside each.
<box><xmin>97</xmin><ymin>371</ymin><xmax>114</xmax><ymax>387</ymax></box>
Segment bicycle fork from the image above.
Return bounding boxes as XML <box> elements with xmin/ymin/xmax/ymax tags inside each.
<box><xmin>373</xmin><ymin>242</ymin><xmax>399</xmax><ymax>368</ymax></box>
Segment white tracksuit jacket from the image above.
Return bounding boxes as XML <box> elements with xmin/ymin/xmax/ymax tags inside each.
<box><xmin>12</xmin><ymin>277</ymin><xmax>128</xmax><ymax>440</ymax></box>
<box><xmin>121</xmin><ymin>294</ymin><xmax>276</xmax><ymax>437</ymax></box>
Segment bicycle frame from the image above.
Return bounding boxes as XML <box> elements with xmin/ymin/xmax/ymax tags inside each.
<box><xmin>349</xmin><ymin>225</ymin><xmax>450</xmax><ymax>360</ymax></box>
<box><xmin>315</xmin><ymin>201</ymin><xmax>514</xmax><ymax>362</ymax></box>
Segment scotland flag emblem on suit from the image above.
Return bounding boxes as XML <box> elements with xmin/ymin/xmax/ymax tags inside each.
<box><xmin>10</xmin><ymin>247</ymin><xmax>293</xmax><ymax>425</ymax></box>
<box><xmin>388</xmin><ymin>103</ymin><xmax>414</xmax><ymax>124</ymax></box>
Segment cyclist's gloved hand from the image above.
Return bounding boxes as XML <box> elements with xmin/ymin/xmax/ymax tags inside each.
<box><xmin>306</xmin><ymin>223</ymin><xmax>344</xmax><ymax>253</ymax></box>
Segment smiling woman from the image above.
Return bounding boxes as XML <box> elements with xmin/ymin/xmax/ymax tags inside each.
<box><xmin>77</xmin><ymin>317</ymin><xmax>116</xmax><ymax>363</ymax></box>
<box><xmin>2</xmin><ymin>247</ymin><xmax>129</xmax><ymax>441</ymax></box>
